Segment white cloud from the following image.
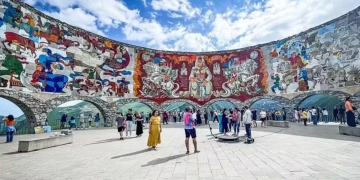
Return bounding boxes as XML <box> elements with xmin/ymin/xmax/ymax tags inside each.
<box><xmin>44</xmin><ymin>7</ymin><xmax>105</xmax><ymax>36</ymax></box>
<box><xmin>168</xmin><ymin>12</ymin><xmax>183</xmax><ymax>18</ymax></box>
<box><xmin>205</xmin><ymin>1</ymin><xmax>214</xmax><ymax>6</ymax></box>
<box><xmin>150</xmin><ymin>0</ymin><xmax>201</xmax><ymax>18</ymax></box>
<box><xmin>208</xmin><ymin>0</ymin><xmax>360</xmax><ymax>50</ymax></box>
<box><xmin>141</xmin><ymin>0</ymin><xmax>147</xmax><ymax>7</ymax></box>
<box><xmin>22</xmin><ymin>0</ymin><xmax>360</xmax><ymax>52</ymax></box>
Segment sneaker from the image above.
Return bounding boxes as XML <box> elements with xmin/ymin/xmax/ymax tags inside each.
<box><xmin>186</xmin><ymin>151</ymin><xmax>190</xmax><ymax>154</ymax></box>
<box><xmin>194</xmin><ymin>150</ymin><xmax>200</xmax><ymax>153</ymax></box>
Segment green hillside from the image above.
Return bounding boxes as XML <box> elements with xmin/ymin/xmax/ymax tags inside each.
<box><xmin>47</xmin><ymin>101</ymin><xmax>105</xmax><ymax>129</ymax></box>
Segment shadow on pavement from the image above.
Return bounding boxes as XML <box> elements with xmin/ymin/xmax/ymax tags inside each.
<box><xmin>84</xmin><ymin>137</ymin><xmax>138</xmax><ymax>146</ymax></box>
<box><xmin>111</xmin><ymin>148</ymin><xmax>151</xmax><ymax>159</ymax></box>
<box><xmin>141</xmin><ymin>154</ymin><xmax>188</xmax><ymax>167</ymax></box>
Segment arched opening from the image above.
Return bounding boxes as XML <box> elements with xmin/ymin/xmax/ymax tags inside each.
<box><xmin>47</xmin><ymin>100</ymin><xmax>106</xmax><ymax>130</ymax></box>
<box><xmin>206</xmin><ymin>100</ymin><xmax>236</xmax><ymax>121</ymax></box>
<box><xmin>165</xmin><ymin>102</ymin><xmax>195</xmax><ymax>113</ymax></box>
<box><xmin>117</xmin><ymin>102</ymin><xmax>153</xmax><ymax>118</ymax></box>
<box><xmin>249</xmin><ymin>98</ymin><xmax>284</xmax><ymax>111</ymax></box>
<box><xmin>0</xmin><ymin>97</ymin><xmax>35</xmax><ymax>135</ymax></box>
<box><xmin>298</xmin><ymin>94</ymin><xmax>344</xmax><ymax>122</ymax></box>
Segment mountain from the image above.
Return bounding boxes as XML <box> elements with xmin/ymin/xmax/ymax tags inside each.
<box><xmin>47</xmin><ymin>101</ymin><xmax>104</xmax><ymax>121</ymax></box>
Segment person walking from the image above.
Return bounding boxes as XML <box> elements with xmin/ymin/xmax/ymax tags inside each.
<box><xmin>88</xmin><ymin>113</ymin><xmax>93</xmax><ymax>128</ymax></box>
<box><xmin>3</xmin><ymin>115</ymin><xmax>16</xmax><ymax>143</ymax></box>
<box><xmin>60</xmin><ymin>114</ymin><xmax>67</xmax><ymax>129</ymax></box>
<box><xmin>243</xmin><ymin>106</ymin><xmax>252</xmax><ymax>143</ymax></box>
<box><xmin>162</xmin><ymin>111</ymin><xmax>168</xmax><ymax>125</ymax></box>
<box><xmin>135</xmin><ymin>112</ymin><xmax>144</xmax><ymax>137</ymax></box>
<box><xmin>147</xmin><ymin>110</ymin><xmax>162</xmax><ymax>150</ymax></box>
<box><xmin>94</xmin><ymin>113</ymin><xmax>100</xmax><ymax>128</ymax></box>
<box><xmin>339</xmin><ymin>105</ymin><xmax>346</xmax><ymax>124</ymax></box>
<box><xmin>116</xmin><ymin>113</ymin><xmax>125</xmax><ymax>140</ymax></box>
<box><xmin>302</xmin><ymin>108</ymin><xmax>308</xmax><ymax>126</ymax></box>
<box><xmin>79</xmin><ymin>113</ymin><xmax>85</xmax><ymax>129</ymax></box>
<box><xmin>125</xmin><ymin>109</ymin><xmax>133</xmax><ymax>137</ymax></box>
<box><xmin>259</xmin><ymin>109</ymin><xmax>267</xmax><ymax>127</ymax></box>
<box><xmin>68</xmin><ymin>116</ymin><xmax>77</xmax><ymax>130</ymax></box>
<box><xmin>184</xmin><ymin>107</ymin><xmax>200</xmax><ymax>154</ymax></box>
<box><xmin>345</xmin><ymin>97</ymin><xmax>356</xmax><ymax>127</ymax></box>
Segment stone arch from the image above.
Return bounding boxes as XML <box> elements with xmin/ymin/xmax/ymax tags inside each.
<box><xmin>160</xmin><ymin>99</ymin><xmax>201</xmax><ymax>112</ymax></box>
<box><xmin>291</xmin><ymin>90</ymin><xmax>353</xmax><ymax>108</ymax></box>
<box><xmin>112</xmin><ymin>98</ymin><xmax>160</xmax><ymax>112</ymax></box>
<box><xmin>0</xmin><ymin>89</ymin><xmax>42</xmax><ymax>134</ymax></box>
<box><xmin>44</xmin><ymin>96</ymin><xmax>114</xmax><ymax>127</ymax></box>
<box><xmin>203</xmin><ymin>98</ymin><xmax>243</xmax><ymax>110</ymax></box>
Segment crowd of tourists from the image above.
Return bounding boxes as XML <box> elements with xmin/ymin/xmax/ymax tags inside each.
<box><xmin>115</xmin><ymin>107</ymin><xmax>200</xmax><ymax>153</ymax></box>
<box><xmin>2</xmin><ymin>97</ymin><xmax>358</xmax><ymax>143</ymax></box>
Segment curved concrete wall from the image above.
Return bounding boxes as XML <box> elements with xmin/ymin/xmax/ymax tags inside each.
<box><xmin>0</xmin><ymin>0</ymin><xmax>359</xmax><ymax>105</ymax></box>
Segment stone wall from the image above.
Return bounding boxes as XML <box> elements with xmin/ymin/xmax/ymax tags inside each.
<box><xmin>0</xmin><ymin>0</ymin><xmax>359</xmax><ymax>108</ymax></box>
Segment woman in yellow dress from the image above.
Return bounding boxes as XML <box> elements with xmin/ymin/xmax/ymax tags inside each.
<box><xmin>147</xmin><ymin>110</ymin><xmax>162</xmax><ymax>149</ymax></box>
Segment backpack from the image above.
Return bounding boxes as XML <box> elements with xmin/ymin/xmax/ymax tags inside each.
<box><xmin>184</xmin><ymin>113</ymin><xmax>192</xmax><ymax>126</ymax></box>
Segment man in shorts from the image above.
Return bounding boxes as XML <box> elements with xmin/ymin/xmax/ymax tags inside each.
<box><xmin>184</xmin><ymin>107</ymin><xmax>200</xmax><ymax>154</ymax></box>
<box><xmin>116</xmin><ymin>113</ymin><xmax>125</xmax><ymax>140</ymax></box>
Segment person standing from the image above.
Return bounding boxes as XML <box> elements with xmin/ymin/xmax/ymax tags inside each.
<box><xmin>68</xmin><ymin>116</ymin><xmax>76</xmax><ymax>130</ymax></box>
<box><xmin>125</xmin><ymin>109</ymin><xmax>133</xmax><ymax>137</ymax></box>
<box><xmin>116</xmin><ymin>113</ymin><xmax>125</xmax><ymax>140</ymax></box>
<box><xmin>240</xmin><ymin>108</ymin><xmax>245</xmax><ymax>127</ymax></box>
<box><xmin>345</xmin><ymin>97</ymin><xmax>356</xmax><ymax>127</ymax></box>
<box><xmin>162</xmin><ymin>111</ymin><xmax>168</xmax><ymax>125</ymax></box>
<box><xmin>88</xmin><ymin>113</ymin><xmax>93</xmax><ymax>128</ymax></box>
<box><xmin>184</xmin><ymin>107</ymin><xmax>200</xmax><ymax>154</ymax></box>
<box><xmin>196</xmin><ymin>110</ymin><xmax>202</xmax><ymax>125</ymax></box>
<box><xmin>339</xmin><ymin>105</ymin><xmax>346</xmax><ymax>124</ymax></box>
<box><xmin>221</xmin><ymin>109</ymin><xmax>229</xmax><ymax>136</ymax></box>
<box><xmin>79</xmin><ymin>113</ymin><xmax>85</xmax><ymax>129</ymax></box>
<box><xmin>243</xmin><ymin>106</ymin><xmax>252</xmax><ymax>142</ymax></box>
<box><xmin>282</xmin><ymin>108</ymin><xmax>287</xmax><ymax>121</ymax></box>
<box><xmin>3</xmin><ymin>115</ymin><xmax>16</xmax><ymax>143</ymax></box>
<box><xmin>60</xmin><ymin>114</ymin><xmax>67</xmax><ymax>129</ymax></box>
<box><xmin>147</xmin><ymin>110</ymin><xmax>162</xmax><ymax>150</ymax></box>
<box><xmin>294</xmin><ymin>108</ymin><xmax>299</xmax><ymax>123</ymax></box>
<box><xmin>94</xmin><ymin>113</ymin><xmax>100</xmax><ymax>128</ymax></box>
<box><xmin>322</xmin><ymin>108</ymin><xmax>329</xmax><ymax>123</ymax></box>
<box><xmin>232</xmin><ymin>108</ymin><xmax>240</xmax><ymax>136</ymax></box>
<box><xmin>135</xmin><ymin>112</ymin><xmax>144</xmax><ymax>137</ymax></box>
<box><xmin>252</xmin><ymin>109</ymin><xmax>257</xmax><ymax>128</ymax></box>
<box><xmin>302</xmin><ymin>108</ymin><xmax>308</xmax><ymax>126</ymax></box>
<box><xmin>259</xmin><ymin>109</ymin><xmax>267</xmax><ymax>127</ymax></box>
<box><xmin>333</xmin><ymin>106</ymin><xmax>339</xmax><ymax>122</ymax></box>
<box><xmin>311</xmin><ymin>107</ymin><xmax>318</xmax><ymax>125</ymax></box>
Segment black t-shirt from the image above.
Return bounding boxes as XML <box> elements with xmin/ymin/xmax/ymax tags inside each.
<box><xmin>126</xmin><ymin>113</ymin><xmax>133</xmax><ymax>121</ymax></box>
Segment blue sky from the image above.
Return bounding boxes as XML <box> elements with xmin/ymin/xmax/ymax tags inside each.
<box><xmin>21</xmin><ymin>0</ymin><xmax>360</xmax><ymax>52</ymax></box>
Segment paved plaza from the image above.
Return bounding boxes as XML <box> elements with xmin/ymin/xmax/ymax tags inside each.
<box><xmin>1</xmin><ymin>123</ymin><xmax>360</xmax><ymax>180</ymax></box>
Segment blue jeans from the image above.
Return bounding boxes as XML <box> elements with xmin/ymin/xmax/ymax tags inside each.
<box><xmin>6</xmin><ymin>131</ymin><xmax>14</xmax><ymax>142</ymax></box>
<box><xmin>276</xmin><ymin>115</ymin><xmax>281</xmax><ymax>121</ymax></box>
<box><xmin>245</xmin><ymin>124</ymin><xmax>251</xmax><ymax>138</ymax></box>
<box><xmin>5</xmin><ymin>126</ymin><xmax>15</xmax><ymax>142</ymax></box>
<box><xmin>69</xmin><ymin>123</ymin><xmax>77</xmax><ymax>130</ymax></box>
<box><xmin>312</xmin><ymin>115</ymin><xmax>318</xmax><ymax>125</ymax></box>
<box><xmin>322</xmin><ymin>115</ymin><xmax>329</xmax><ymax>123</ymax></box>
<box><xmin>232</xmin><ymin>121</ymin><xmax>239</xmax><ymax>133</ymax></box>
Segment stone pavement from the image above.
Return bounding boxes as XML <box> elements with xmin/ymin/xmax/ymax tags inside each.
<box><xmin>1</xmin><ymin>122</ymin><xmax>360</xmax><ymax>180</ymax></box>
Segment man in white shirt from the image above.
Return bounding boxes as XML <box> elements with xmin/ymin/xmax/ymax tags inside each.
<box><xmin>243</xmin><ymin>106</ymin><xmax>252</xmax><ymax>140</ymax></box>
<box><xmin>259</xmin><ymin>109</ymin><xmax>267</xmax><ymax>127</ymax></box>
